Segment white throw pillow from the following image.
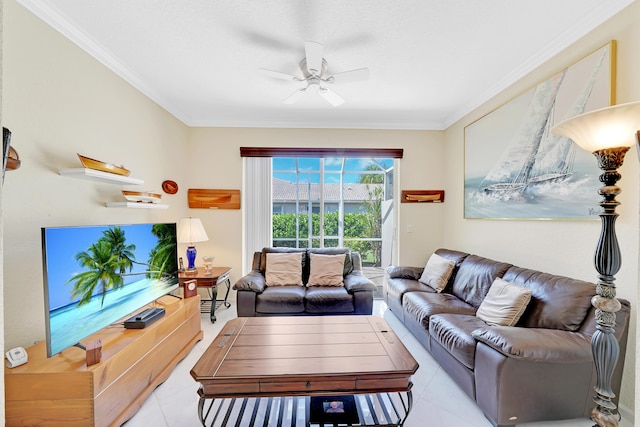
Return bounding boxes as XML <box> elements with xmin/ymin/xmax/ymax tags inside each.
<box><xmin>265</xmin><ymin>252</ymin><xmax>303</xmax><ymax>286</ymax></box>
<box><xmin>477</xmin><ymin>278</ymin><xmax>532</xmax><ymax>326</ymax></box>
<box><xmin>307</xmin><ymin>253</ymin><xmax>345</xmax><ymax>287</ymax></box>
<box><xmin>418</xmin><ymin>253</ymin><xmax>455</xmax><ymax>292</ymax></box>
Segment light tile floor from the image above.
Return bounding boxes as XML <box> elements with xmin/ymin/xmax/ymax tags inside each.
<box><xmin>123</xmin><ymin>301</ymin><xmax>632</xmax><ymax>427</ymax></box>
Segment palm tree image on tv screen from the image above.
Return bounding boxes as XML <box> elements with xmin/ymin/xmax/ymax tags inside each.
<box><xmin>42</xmin><ymin>223</ymin><xmax>179</xmax><ymax>357</ymax></box>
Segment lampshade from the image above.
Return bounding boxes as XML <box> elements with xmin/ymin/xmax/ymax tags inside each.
<box><xmin>551</xmin><ymin>101</ymin><xmax>640</xmax><ymax>152</ymax></box>
<box><xmin>177</xmin><ymin>217</ymin><xmax>209</xmax><ymax>244</ymax></box>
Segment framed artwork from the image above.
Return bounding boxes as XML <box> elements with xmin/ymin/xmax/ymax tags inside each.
<box><xmin>464</xmin><ymin>41</ymin><xmax>615</xmax><ymax>219</ymax></box>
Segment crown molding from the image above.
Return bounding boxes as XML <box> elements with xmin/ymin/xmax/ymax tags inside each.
<box><xmin>444</xmin><ymin>0</ymin><xmax>635</xmax><ymax>129</ymax></box>
<box><xmin>17</xmin><ymin>0</ymin><xmax>634</xmax><ymax>132</ymax></box>
<box><xmin>16</xmin><ymin>0</ymin><xmax>192</xmax><ymax>124</ymax></box>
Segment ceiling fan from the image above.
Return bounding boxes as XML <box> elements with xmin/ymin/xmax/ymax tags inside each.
<box><xmin>260</xmin><ymin>41</ymin><xmax>369</xmax><ymax>106</ymax></box>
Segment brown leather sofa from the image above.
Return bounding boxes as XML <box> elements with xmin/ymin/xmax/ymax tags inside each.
<box><xmin>234</xmin><ymin>247</ymin><xmax>376</xmax><ymax>316</ymax></box>
<box><xmin>385</xmin><ymin>248</ymin><xmax>631</xmax><ymax>427</ymax></box>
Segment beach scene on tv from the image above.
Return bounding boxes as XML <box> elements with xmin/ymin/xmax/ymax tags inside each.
<box><xmin>43</xmin><ymin>223</ymin><xmax>178</xmax><ymax>356</ymax></box>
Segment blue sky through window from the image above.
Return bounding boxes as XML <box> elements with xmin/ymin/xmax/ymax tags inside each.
<box><xmin>273</xmin><ymin>157</ymin><xmax>392</xmax><ymax>184</ymax></box>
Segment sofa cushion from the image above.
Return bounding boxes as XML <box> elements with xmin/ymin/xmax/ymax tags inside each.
<box><xmin>260</xmin><ymin>247</ymin><xmax>306</xmax><ymax>274</ymax></box>
<box><xmin>307</xmin><ymin>253</ymin><xmax>345</xmax><ymax>286</ymax></box>
<box><xmin>451</xmin><ymin>255</ymin><xmax>512</xmax><ymax>309</ymax></box>
<box><xmin>419</xmin><ymin>253</ymin><xmax>455</xmax><ymax>292</ymax></box>
<box><xmin>430</xmin><ymin>313</ymin><xmax>488</xmax><ymax>369</ymax></box>
<box><xmin>471</xmin><ymin>327</ymin><xmax>592</xmax><ymax>362</ymax></box>
<box><xmin>308</xmin><ymin>248</ymin><xmax>353</xmax><ymax>277</ymax></box>
<box><xmin>386</xmin><ymin>276</ymin><xmax>435</xmax><ymax>309</ymax></box>
<box><xmin>264</xmin><ymin>252</ymin><xmax>303</xmax><ymax>286</ymax></box>
<box><xmin>403</xmin><ymin>291</ymin><xmax>476</xmax><ymax>329</ymax></box>
<box><xmin>255</xmin><ymin>286</ymin><xmax>306</xmax><ymax>313</ymax></box>
<box><xmin>476</xmin><ymin>278</ymin><xmax>532</xmax><ymax>326</ymax></box>
<box><xmin>501</xmin><ymin>267</ymin><xmax>595</xmax><ymax>331</ymax></box>
<box><xmin>305</xmin><ymin>286</ymin><xmax>354</xmax><ymax>313</ymax></box>
<box><xmin>434</xmin><ymin>248</ymin><xmax>470</xmax><ymax>290</ymax></box>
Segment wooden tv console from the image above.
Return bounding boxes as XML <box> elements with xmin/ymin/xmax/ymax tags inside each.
<box><xmin>5</xmin><ymin>295</ymin><xmax>203</xmax><ymax>427</ymax></box>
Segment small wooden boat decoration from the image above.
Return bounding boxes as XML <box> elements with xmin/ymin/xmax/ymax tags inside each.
<box><xmin>121</xmin><ymin>190</ymin><xmax>162</xmax><ymax>203</ymax></box>
<box><xmin>401</xmin><ymin>190</ymin><xmax>445</xmax><ymax>203</ymax></box>
<box><xmin>78</xmin><ymin>153</ymin><xmax>130</xmax><ymax>176</ymax></box>
<box><xmin>188</xmin><ymin>189</ymin><xmax>240</xmax><ymax>209</ymax></box>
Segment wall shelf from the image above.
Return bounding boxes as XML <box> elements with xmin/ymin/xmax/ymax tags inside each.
<box><xmin>105</xmin><ymin>202</ymin><xmax>168</xmax><ymax>209</ymax></box>
<box><xmin>58</xmin><ymin>168</ymin><xmax>144</xmax><ymax>185</ymax></box>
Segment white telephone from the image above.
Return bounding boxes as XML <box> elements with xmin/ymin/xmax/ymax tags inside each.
<box><xmin>6</xmin><ymin>347</ymin><xmax>28</xmax><ymax>368</ymax></box>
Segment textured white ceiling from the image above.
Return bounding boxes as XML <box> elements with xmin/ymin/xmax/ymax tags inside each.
<box><xmin>16</xmin><ymin>0</ymin><xmax>634</xmax><ymax>129</ymax></box>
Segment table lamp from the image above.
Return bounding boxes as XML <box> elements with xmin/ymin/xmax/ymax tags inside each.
<box><xmin>177</xmin><ymin>217</ymin><xmax>209</xmax><ymax>272</ymax></box>
<box><xmin>552</xmin><ymin>100</ymin><xmax>640</xmax><ymax>427</ymax></box>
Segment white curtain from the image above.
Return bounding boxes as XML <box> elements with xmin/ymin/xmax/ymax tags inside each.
<box><xmin>242</xmin><ymin>157</ymin><xmax>272</xmax><ymax>273</ymax></box>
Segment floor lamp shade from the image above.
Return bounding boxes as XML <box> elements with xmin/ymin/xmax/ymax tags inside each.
<box><xmin>551</xmin><ymin>100</ymin><xmax>640</xmax><ymax>427</ymax></box>
<box><xmin>177</xmin><ymin>218</ymin><xmax>209</xmax><ymax>271</ymax></box>
<box><xmin>552</xmin><ymin>101</ymin><xmax>640</xmax><ymax>151</ymax></box>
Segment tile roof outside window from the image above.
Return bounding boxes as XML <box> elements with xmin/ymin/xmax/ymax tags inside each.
<box><xmin>273</xmin><ymin>178</ymin><xmax>382</xmax><ymax>202</ymax></box>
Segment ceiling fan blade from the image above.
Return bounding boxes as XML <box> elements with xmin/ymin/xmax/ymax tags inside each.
<box><xmin>330</xmin><ymin>67</ymin><xmax>370</xmax><ymax>83</ymax></box>
<box><xmin>259</xmin><ymin>68</ymin><xmax>301</xmax><ymax>81</ymax></box>
<box><xmin>319</xmin><ymin>87</ymin><xmax>344</xmax><ymax>107</ymax></box>
<box><xmin>283</xmin><ymin>88</ymin><xmax>307</xmax><ymax>104</ymax></box>
<box><xmin>304</xmin><ymin>41</ymin><xmax>324</xmax><ymax>75</ymax></box>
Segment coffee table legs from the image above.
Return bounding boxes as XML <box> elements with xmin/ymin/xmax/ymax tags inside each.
<box><xmin>197</xmin><ymin>395</ymin><xmax>206</xmax><ymax>427</ymax></box>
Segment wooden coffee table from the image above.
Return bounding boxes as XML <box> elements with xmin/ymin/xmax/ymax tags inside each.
<box><xmin>191</xmin><ymin>315</ymin><xmax>419</xmax><ymax>426</ymax></box>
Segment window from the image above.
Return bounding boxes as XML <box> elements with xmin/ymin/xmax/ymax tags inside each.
<box><xmin>272</xmin><ymin>157</ymin><xmax>394</xmax><ymax>267</ymax></box>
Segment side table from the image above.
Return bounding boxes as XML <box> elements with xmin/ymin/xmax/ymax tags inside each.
<box><xmin>178</xmin><ymin>267</ymin><xmax>231</xmax><ymax>323</ymax></box>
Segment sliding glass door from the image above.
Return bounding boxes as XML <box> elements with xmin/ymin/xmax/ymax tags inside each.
<box><xmin>272</xmin><ymin>157</ymin><xmax>393</xmax><ymax>268</ymax></box>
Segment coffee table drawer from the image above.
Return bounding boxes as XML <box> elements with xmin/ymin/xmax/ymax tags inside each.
<box><xmin>357</xmin><ymin>377</ymin><xmax>412</xmax><ymax>391</ymax></box>
<box><xmin>260</xmin><ymin>379</ymin><xmax>355</xmax><ymax>394</ymax></box>
<box><xmin>201</xmin><ymin>382</ymin><xmax>260</xmax><ymax>395</ymax></box>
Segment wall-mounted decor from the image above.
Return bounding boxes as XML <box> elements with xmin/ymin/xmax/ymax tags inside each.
<box><xmin>188</xmin><ymin>189</ymin><xmax>241</xmax><ymax>209</ymax></box>
<box><xmin>3</xmin><ymin>128</ymin><xmax>21</xmax><ymax>183</ymax></box>
<box><xmin>401</xmin><ymin>190</ymin><xmax>444</xmax><ymax>203</ymax></box>
<box><xmin>162</xmin><ymin>180</ymin><xmax>179</xmax><ymax>194</ymax></box>
<box><xmin>464</xmin><ymin>41</ymin><xmax>615</xmax><ymax>220</ymax></box>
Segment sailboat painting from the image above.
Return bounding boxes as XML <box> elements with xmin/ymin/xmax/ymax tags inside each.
<box><xmin>464</xmin><ymin>42</ymin><xmax>615</xmax><ymax>219</ymax></box>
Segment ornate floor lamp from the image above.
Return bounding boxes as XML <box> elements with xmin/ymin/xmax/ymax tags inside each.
<box><xmin>552</xmin><ymin>100</ymin><xmax>640</xmax><ymax>427</ymax></box>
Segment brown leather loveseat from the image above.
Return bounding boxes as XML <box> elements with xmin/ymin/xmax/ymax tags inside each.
<box><xmin>234</xmin><ymin>247</ymin><xmax>376</xmax><ymax>317</ymax></box>
<box><xmin>385</xmin><ymin>248</ymin><xmax>631</xmax><ymax>427</ymax></box>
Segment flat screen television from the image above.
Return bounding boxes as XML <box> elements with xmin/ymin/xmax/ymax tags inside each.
<box><xmin>41</xmin><ymin>222</ymin><xmax>179</xmax><ymax>357</ymax></box>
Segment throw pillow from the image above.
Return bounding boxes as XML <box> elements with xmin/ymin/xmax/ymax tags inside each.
<box><xmin>418</xmin><ymin>253</ymin><xmax>455</xmax><ymax>292</ymax></box>
<box><xmin>476</xmin><ymin>278</ymin><xmax>532</xmax><ymax>326</ymax></box>
<box><xmin>265</xmin><ymin>252</ymin><xmax>303</xmax><ymax>286</ymax></box>
<box><xmin>307</xmin><ymin>253</ymin><xmax>345</xmax><ymax>287</ymax></box>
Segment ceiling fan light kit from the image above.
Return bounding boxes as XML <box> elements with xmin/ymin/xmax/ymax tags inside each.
<box><xmin>260</xmin><ymin>41</ymin><xmax>369</xmax><ymax>107</ymax></box>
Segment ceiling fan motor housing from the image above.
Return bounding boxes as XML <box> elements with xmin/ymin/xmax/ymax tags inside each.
<box><xmin>300</xmin><ymin>58</ymin><xmax>328</xmax><ymax>79</ymax></box>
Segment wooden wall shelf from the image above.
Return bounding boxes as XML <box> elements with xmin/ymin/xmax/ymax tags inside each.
<box><xmin>58</xmin><ymin>167</ymin><xmax>144</xmax><ymax>185</ymax></box>
<box><xmin>105</xmin><ymin>202</ymin><xmax>169</xmax><ymax>209</ymax></box>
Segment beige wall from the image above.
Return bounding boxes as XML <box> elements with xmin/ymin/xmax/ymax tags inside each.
<box><xmin>187</xmin><ymin>127</ymin><xmax>445</xmax><ymax>274</ymax></box>
<box><xmin>2</xmin><ymin>0</ymin><xmax>638</xmax><ymax>423</ymax></box>
<box><xmin>2</xmin><ymin>0</ymin><xmax>190</xmax><ymax>352</ymax></box>
<box><xmin>443</xmin><ymin>2</ymin><xmax>640</xmax><ymax>418</ymax></box>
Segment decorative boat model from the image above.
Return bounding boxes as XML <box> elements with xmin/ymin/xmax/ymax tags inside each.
<box><xmin>401</xmin><ymin>190</ymin><xmax>445</xmax><ymax>203</ymax></box>
<box><xmin>78</xmin><ymin>154</ymin><xmax>130</xmax><ymax>176</ymax></box>
<box><xmin>121</xmin><ymin>190</ymin><xmax>162</xmax><ymax>203</ymax></box>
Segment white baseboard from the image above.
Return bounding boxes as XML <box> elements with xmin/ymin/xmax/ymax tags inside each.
<box><xmin>618</xmin><ymin>403</ymin><xmax>634</xmax><ymax>426</ymax></box>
